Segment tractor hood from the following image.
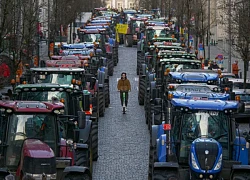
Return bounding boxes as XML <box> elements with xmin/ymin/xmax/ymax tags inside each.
<box><xmin>171</xmin><ymin>91</ymin><xmax>229</xmax><ymax>100</ymax></box>
<box><xmin>171</xmin><ymin>72</ymin><xmax>218</xmax><ymax>83</ymax></box>
<box><xmin>22</xmin><ymin>139</ymin><xmax>55</xmax><ymax>158</ymax></box>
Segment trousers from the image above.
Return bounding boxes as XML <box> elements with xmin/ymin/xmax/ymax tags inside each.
<box><xmin>120</xmin><ymin>91</ymin><xmax>128</xmax><ymax>106</ymax></box>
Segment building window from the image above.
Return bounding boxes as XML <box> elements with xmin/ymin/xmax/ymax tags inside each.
<box><xmin>129</xmin><ymin>3</ymin><xmax>134</xmax><ymax>9</ymax></box>
<box><xmin>117</xmin><ymin>3</ymin><xmax>122</xmax><ymax>10</ymax></box>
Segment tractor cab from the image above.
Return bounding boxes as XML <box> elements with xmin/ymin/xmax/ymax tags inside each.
<box><xmin>0</xmin><ymin>100</ymin><xmax>91</xmax><ymax>179</ymax></box>
<box><xmin>14</xmin><ymin>83</ymin><xmax>93</xmax><ymax>118</ymax></box>
<box><xmin>150</xmin><ymin>99</ymin><xmax>250</xmax><ymax>180</ymax></box>
<box><xmin>25</xmin><ymin>68</ymin><xmax>85</xmax><ymax>89</ymax></box>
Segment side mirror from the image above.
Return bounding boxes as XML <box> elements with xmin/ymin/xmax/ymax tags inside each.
<box><xmin>73</xmin><ymin>129</ymin><xmax>80</xmax><ymax>142</ymax></box>
<box><xmin>77</xmin><ymin>111</ymin><xmax>86</xmax><ymax>129</ymax></box>
<box><xmin>82</xmin><ymin>93</ymin><xmax>90</xmax><ymax>111</ymax></box>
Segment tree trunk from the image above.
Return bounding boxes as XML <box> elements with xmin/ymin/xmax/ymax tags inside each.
<box><xmin>244</xmin><ymin>59</ymin><xmax>248</xmax><ymax>89</ymax></box>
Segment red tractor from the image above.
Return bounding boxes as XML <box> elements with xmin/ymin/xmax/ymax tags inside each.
<box><xmin>0</xmin><ymin>100</ymin><xmax>92</xmax><ymax>180</ymax></box>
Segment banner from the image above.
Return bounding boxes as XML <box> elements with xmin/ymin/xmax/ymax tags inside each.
<box><xmin>116</xmin><ymin>24</ymin><xmax>128</xmax><ymax>34</ymax></box>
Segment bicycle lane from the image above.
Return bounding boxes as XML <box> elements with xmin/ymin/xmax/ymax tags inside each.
<box><xmin>93</xmin><ymin>46</ymin><xmax>150</xmax><ymax>180</ymax></box>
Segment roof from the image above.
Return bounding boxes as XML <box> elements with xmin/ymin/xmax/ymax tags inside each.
<box><xmin>15</xmin><ymin>83</ymin><xmax>75</xmax><ymax>91</ymax></box>
<box><xmin>0</xmin><ymin>101</ymin><xmax>64</xmax><ymax>113</ymax></box>
<box><xmin>170</xmin><ymin>71</ymin><xmax>219</xmax><ymax>82</ymax></box>
<box><xmin>227</xmin><ymin>78</ymin><xmax>250</xmax><ymax>83</ymax></box>
<box><xmin>30</xmin><ymin>67</ymin><xmax>85</xmax><ymax>73</ymax></box>
<box><xmin>233</xmin><ymin>89</ymin><xmax>250</xmax><ymax>94</ymax></box>
<box><xmin>168</xmin><ymin>83</ymin><xmax>220</xmax><ymax>90</ymax></box>
<box><xmin>171</xmin><ymin>99</ymin><xmax>239</xmax><ymax>111</ymax></box>
<box><xmin>170</xmin><ymin>91</ymin><xmax>229</xmax><ymax>100</ymax></box>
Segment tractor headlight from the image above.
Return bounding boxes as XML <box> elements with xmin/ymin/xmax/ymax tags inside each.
<box><xmin>214</xmin><ymin>154</ymin><xmax>222</xmax><ymax>170</ymax></box>
<box><xmin>191</xmin><ymin>152</ymin><xmax>199</xmax><ymax>170</ymax></box>
<box><xmin>53</xmin><ymin>110</ymin><xmax>59</xmax><ymax>114</ymax></box>
<box><xmin>66</xmin><ymin>139</ymin><xmax>73</xmax><ymax>145</ymax></box>
<box><xmin>6</xmin><ymin>109</ymin><xmax>12</xmax><ymax>113</ymax></box>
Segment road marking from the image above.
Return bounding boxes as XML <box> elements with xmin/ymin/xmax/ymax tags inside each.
<box><xmin>134</xmin><ymin>77</ymin><xmax>139</xmax><ymax>81</ymax></box>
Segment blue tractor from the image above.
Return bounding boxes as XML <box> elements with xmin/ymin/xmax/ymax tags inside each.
<box><xmin>149</xmin><ymin>98</ymin><xmax>250</xmax><ymax>180</ymax></box>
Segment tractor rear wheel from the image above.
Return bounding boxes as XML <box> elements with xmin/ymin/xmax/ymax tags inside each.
<box><xmin>75</xmin><ymin>149</ymin><xmax>91</xmax><ymax>171</ymax></box>
<box><xmin>64</xmin><ymin>173</ymin><xmax>91</xmax><ymax>180</ymax></box>
<box><xmin>107</xmin><ymin>58</ymin><xmax>114</xmax><ymax>76</ymax></box>
<box><xmin>99</xmin><ymin>91</ymin><xmax>105</xmax><ymax>117</ymax></box>
<box><xmin>104</xmin><ymin>83</ymin><xmax>109</xmax><ymax>107</ymax></box>
<box><xmin>153</xmin><ymin>170</ymin><xmax>178</xmax><ymax>180</ymax></box>
<box><xmin>91</xmin><ymin>122</ymin><xmax>98</xmax><ymax>161</ymax></box>
<box><xmin>138</xmin><ymin>76</ymin><xmax>146</xmax><ymax>105</ymax></box>
<box><xmin>137</xmin><ymin>52</ymin><xmax>141</xmax><ymax>75</ymax></box>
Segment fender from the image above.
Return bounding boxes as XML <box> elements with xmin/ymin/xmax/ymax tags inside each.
<box><xmin>157</xmin><ymin>134</ymin><xmax>167</xmax><ymax>162</ymax></box>
<box><xmin>230</xmin><ymin>164</ymin><xmax>250</xmax><ymax>179</ymax></box>
<box><xmin>151</xmin><ymin>125</ymin><xmax>158</xmax><ymax>147</ymax></box>
<box><xmin>0</xmin><ymin>168</ymin><xmax>12</xmax><ymax>178</ymax></box>
<box><xmin>61</xmin><ymin>166</ymin><xmax>91</xmax><ymax>179</ymax></box>
<box><xmin>79</xmin><ymin>119</ymin><xmax>92</xmax><ymax>144</ymax></box>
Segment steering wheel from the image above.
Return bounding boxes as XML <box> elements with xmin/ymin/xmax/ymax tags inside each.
<box><xmin>214</xmin><ymin>132</ymin><xmax>228</xmax><ymax>140</ymax></box>
<box><xmin>15</xmin><ymin>132</ymin><xmax>26</xmax><ymax>137</ymax></box>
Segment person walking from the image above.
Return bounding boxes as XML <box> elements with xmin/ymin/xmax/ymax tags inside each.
<box><xmin>232</xmin><ymin>60</ymin><xmax>240</xmax><ymax>78</ymax></box>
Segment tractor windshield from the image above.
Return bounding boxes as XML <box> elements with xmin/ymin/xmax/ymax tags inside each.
<box><xmin>147</xmin><ymin>29</ymin><xmax>171</xmax><ymax>39</ymax></box>
<box><xmin>80</xmin><ymin>33</ymin><xmax>101</xmax><ymax>43</ymax></box>
<box><xmin>165</xmin><ymin>62</ymin><xmax>201</xmax><ymax>71</ymax></box>
<box><xmin>6</xmin><ymin>113</ymin><xmax>57</xmax><ymax>167</ymax></box>
<box><xmin>36</xmin><ymin>74</ymin><xmax>82</xmax><ymax>85</ymax></box>
<box><xmin>233</xmin><ymin>82</ymin><xmax>250</xmax><ymax>89</ymax></box>
<box><xmin>174</xmin><ymin>111</ymin><xmax>229</xmax><ymax>163</ymax></box>
<box><xmin>18</xmin><ymin>91</ymin><xmax>69</xmax><ymax>114</ymax></box>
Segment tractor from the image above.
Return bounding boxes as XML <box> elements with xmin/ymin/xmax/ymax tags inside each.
<box><xmin>149</xmin><ymin>98</ymin><xmax>250</xmax><ymax>180</ymax></box>
<box><xmin>13</xmin><ymin>83</ymin><xmax>99</xmax><ymax>162</ymax></box>
<box><xmin>0</xmin><ymin>100</ymin><xmax>92</xmax><ymax>180</ymax></box>
<box><xmin>16</xmin><ymin>67</ymin><xmax>106</xmax><ymax>119</ymax></box>
<box><xmin>124</xmin><ymin>17</ymin><xmax>148</xmax><ymax>47</ymax></box>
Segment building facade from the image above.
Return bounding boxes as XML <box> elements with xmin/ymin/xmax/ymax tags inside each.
<box><xmin>105</xmin><ymin>0</ymin><xmax>138</xmax><ymax>10</ymax></box>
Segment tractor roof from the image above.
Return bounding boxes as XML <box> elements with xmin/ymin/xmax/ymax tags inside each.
<box><xmin>79</xmin><ymin>29</ymin><xmax>106</xmax><ymax>34</ymax></box>
<box><xmin>170</xmin><ymin>91</ymin><xmax>229</xmax><ymax>101</ymax></box>
<box><xmin>30</xmin><ymin>67</ymin><xmax>85</xmax><ymax>73</ymax></box>
<box><xmin>160</xmin><ymin>58</ymin><xmax>201</xmax><ymax>63</ymax></box>
<box><xmin>227</xmin><ymin>78</ymin><xmax>250</xmax><ymax>83</ymax></box>
<box><xmin>170</xmin><ymin>71</ymin><xmax>219</xmax><ymax>82</ymax></box>
<box><xmin>15</xmin><ymin>83</ymin><xmax>75</xmax><ymax>90</ymax></box>
<box><xmin>168</xmin><ymin>83</ymin><xmax>220</xmax><ymax>91</ymax></box>
<box><xmin>0</xmin><ymin>100</ymin><xmax>64</xmax><ymax>113</ymax></box>
<box><xmin>171</xmin><ymin>99</ymin><xmax>238</xmax><ymax>111</ymax></box>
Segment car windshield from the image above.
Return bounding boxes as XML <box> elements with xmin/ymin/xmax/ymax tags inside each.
<box><xmin>6</xmin><ymin>114</ymin><xmax>57</xmax><ymax>167</ymax></box>
<box><xmin>233</xmin><ymin>82</ymin><xmax>250</xmax><ymax>89</ymax></box>
<box><xmin>148</xmin><ymin>29</ymin><xmax>171</xmax><ymax>39</ymax></box>
<box><xmin>176</xmin><ymin>85</ymin><xmax>212</xmax><ymax>92</ymax></box>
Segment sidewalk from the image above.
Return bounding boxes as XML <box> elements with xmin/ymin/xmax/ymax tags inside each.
<box><xmin>204</xmin><ymin>41</ymin><xmax>248</xmax><ymax>78</ymax></box>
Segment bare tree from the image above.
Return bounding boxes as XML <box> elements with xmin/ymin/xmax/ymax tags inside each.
<box><xmin>229</xmin><ymin>0</ymin><xmax>250</xmax><ymax>85</ymax></box>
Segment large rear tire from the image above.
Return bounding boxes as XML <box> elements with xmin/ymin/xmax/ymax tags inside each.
<box><xmin>104</xmin><ymin>83</ymin><xmax>109</xmax><ymax>107</ymax></box>
<box><xmin>138</xmin><ymin>76</ymin><xmax>146</xmax><ymax>105</ymax></box>
<box><xmin>91</xmin><ymin>122</ymin><xmax>98</xmax><ymax>161</ymax></box>
<box><xmin>107</xmin><ymin>58</ymin><xmax>114</xmax><ymax>76</ymax></box>
<box><xmin>64</xmin><ymin>173</ymin><xmax>91</xmax><ymax>180</ymax></box>
<box><xmin>98</xmin><ymin>91</ymin><xmax>105</xmax><ymax>117</ymax></box>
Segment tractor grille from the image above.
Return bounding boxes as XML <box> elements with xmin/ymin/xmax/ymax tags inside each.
<box><xmin>195</xmin><ymin>141</ymin><xmax>218</xmax><ymax>170</ymax></box>
<box><xmin>23</xmin><ymin>156</ymin><xmax>56</xmax><ymax>174</ymax></box>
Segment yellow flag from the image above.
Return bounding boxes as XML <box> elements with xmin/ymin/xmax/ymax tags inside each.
<box><xmin>116</xmin><ymin>24</ymin><xmax>128</xmax><ymax>34</ymax></box>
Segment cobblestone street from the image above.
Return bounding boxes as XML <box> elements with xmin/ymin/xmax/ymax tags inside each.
<box><xmin>93</xmin><ymin>46</ymin><xmax>150</xmax><ymax>180</ymax></box>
